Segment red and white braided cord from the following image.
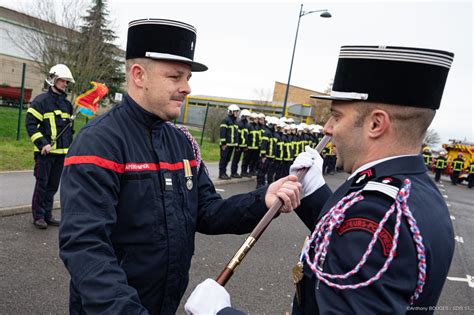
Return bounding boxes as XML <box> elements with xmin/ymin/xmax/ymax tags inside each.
<box><xmin>301</xmin><ymin>179</ymin><xmax>426</xmax><ymax>304</ymax></box>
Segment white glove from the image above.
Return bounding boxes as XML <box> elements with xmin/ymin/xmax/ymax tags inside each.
<box><xmin>290</xmin><ymin>145</ymin><xmax>325</xmax><ymax>197</ymax></box>
<box><xmin>185</xmin><ymin>278</ymin><xmax>231</xmax><ymax>315</ymax></box>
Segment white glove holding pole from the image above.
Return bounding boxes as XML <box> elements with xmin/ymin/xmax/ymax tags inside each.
<box><xmin>185</xmin><ymin>278</ymin><xmax>231</xmax><ymax>315</ymax></box>
<box><xmin>290</xmin><ymin>145</ymin><xmax>326</xmax><ymax>198</ymax></box>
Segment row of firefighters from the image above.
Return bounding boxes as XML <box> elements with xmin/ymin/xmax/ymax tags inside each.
<box><xmin>422</xmin><ymin>147</ymin><xmax>474</xmax><ymax>187</ymax></box>
<box><xmin>218</xmin><ymin>105</ymin><xmax>335</xmax><ymax>187</ymax></box>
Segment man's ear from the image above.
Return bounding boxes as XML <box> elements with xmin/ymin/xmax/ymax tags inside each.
<box><xmin>129</xmin><ymin>64</ymin><xmax>146</xmax><ymax>88</ymax></box>
<box><xmin>366</xmin><ymin>109</ymin><xmax>390</xmax><ymax>139</ymax></box>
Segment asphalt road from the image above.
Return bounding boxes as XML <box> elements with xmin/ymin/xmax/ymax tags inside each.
<box><xmin>0</xmin><ymin>173</ymin><xmax>472</xmax><ymax>314</ymax></box>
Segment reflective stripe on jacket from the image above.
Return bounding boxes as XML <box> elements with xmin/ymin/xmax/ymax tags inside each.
<box><xmin>219</xmin><ymin>115</ymin><xmax>239</xmax><ymax>146</ymax></box>
<box><xmin>25</xmin><ymin>88</ymin><xmax>73</xmax><ymax>154</ymax></box>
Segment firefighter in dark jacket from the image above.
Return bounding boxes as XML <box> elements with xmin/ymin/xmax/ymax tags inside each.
<box><xmin>59</xmin><ymin>19</ymin><xmax>302</xmax><ymax>315</ymax></box>
<box><xmin>422</xmin><ymin>146</ymin><xmax>433</xmax><ymax>170</ymax></box>
<box><xmin>434</xmin><ymin>151</ymin><xmax>448</xmax><ymax>182</ymax></box>
<box><xmin>186</xmin><ymin>45</ymin><xmax>455</xmax><ymax>315</ymax></box>
<box><xmin>219</xmin><ymin>104</ymin><xmax>240</xmax><ymax>179</ymax></box>
<box><xmin>256</xmin><ymin>116</ymin><xmax>277</xmax><ymax>188</ymax></box>
<box><xmin>450</xmin><ymin>153</ymin><xmax>465</xmax><ymax>185</ymax></box>
<box><xmin>230</xmin><ymin>109</ymin><xmax>250</xmax><ymax>178</ymax></box>
<box><xmin>25</xmin><ymin>64</ymin><xmax>74</xmax><ymax>229</ymax></box>
<box><xmin>242</xmin><ymin>112</ymin><xmax>260</xmax><ymax>177</ymax></box>
<box><xmin>468</xmin><ymin>161</ymin><xmax>474</xmax><ymax>188</ymax></box>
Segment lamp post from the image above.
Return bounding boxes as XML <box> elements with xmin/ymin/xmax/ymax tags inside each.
<box><xmin>281</xmin><ymin>4</ymin><xmax>331</xmax><ymax>117</ymax></box>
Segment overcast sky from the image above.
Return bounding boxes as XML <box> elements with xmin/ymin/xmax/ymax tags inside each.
<box><xmin>2</xmin><ymin>0</ymin><xmax>473</xmax><ymax>146</ymax></box>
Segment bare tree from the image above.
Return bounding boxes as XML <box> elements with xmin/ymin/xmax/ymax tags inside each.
<box><xmin>423</xmin><ymin>128</ymin><xmax>441</xmax><ymax>147</ymax></box>
<box><xmin>5</xmin><ymin>0</ymin><xmax>124</xmax><ymax>100</ymax></box>
<box><xmin>6</xmin><ymin>0</ymin><xmax>85</xmax><ymax>76</ymax></box>
<box><xmin>253</xmin><ymin>88</ymin><xmax>273</xmax><ymax>105</ymax></box>
<box><xmin>205</xmin><ymin>107</ymin><xmax>227</xmax><ymax>143</ymax></box>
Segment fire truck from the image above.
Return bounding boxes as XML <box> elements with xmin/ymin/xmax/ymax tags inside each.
<box><xmin>442</xmin><ymin>140</ymin><xmax>474</xmax><ymax>183</ymax></box>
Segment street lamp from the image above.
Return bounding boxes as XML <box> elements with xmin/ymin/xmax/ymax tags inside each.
<box><xmin>281</xmin><ymin>4</ymin><xmax>331</xmax><ymax>117</ymax></box>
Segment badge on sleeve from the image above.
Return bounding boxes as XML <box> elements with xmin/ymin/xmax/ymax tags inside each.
<box><xmin>163</xmin><ymin>172</ymin><xmax>173</xmax><ymax>191</ymax></box>
<box><xmin>336</xmin><ymin>217</ymin><xmax>394</xmax><ymax>257</ymax></box>
<box><xmin>183</xmin><ymin>159</ymin><xmax>193</xmax><ymax>190</ymax></box>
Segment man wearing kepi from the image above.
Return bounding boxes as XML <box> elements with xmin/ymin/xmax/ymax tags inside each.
<box><xmin>185</xmin><ymin>46</ymin><xmax>455</xmax><ymax>314</ymax></box>
<box><xmin>59</xmin><ymin>19</ymin><xmax>302</xmax><ymax>314</ymax></box>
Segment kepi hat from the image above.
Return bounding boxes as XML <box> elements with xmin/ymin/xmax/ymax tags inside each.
<box><xmin>311</xmin><ymin>45</ymin><xmax>454</xmax><ymax>109</ymax></box>
<box><xmin>126</xmin><ymin>18</ymin><xmax>207</xmax><ymax>72</ymax></box>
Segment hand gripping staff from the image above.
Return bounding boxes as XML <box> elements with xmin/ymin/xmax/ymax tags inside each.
<box><xmin>215</xmin><ymin>135</ymin><xmax>332</xmax><ymax>286</ymax></box>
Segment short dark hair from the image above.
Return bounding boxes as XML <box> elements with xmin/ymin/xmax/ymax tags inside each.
<box><xmin>354</xmin><ymin>102</ymin><xmax>436</xmax><ymax>145</ymax></box>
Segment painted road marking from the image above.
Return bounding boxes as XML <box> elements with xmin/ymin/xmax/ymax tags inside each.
<box><xmin>447</xmin><ymin>275</ymin><xmax>474</xmax><ymax>288</ymax></box>
<box><xmin>455</xmin><ymin>236</ymin><xmax>464</xmax><ymax>243</ymax></box>
<box><xmin>439</xmin><ymin>188</ymin><xmax>446</xmax><ymax>191</ymax></box>
<box><xmin>216</xmin><ymin>189</ymin><xmax>225</xmax><ymax>192</ymax></box>
<box><xmin>443</xmin><ymin>195</ymin><xmax>449</xmax><ymax>198</ymax></box>
<box><xmin>447</xmin><ymin>203</ymin><xmax>451</xmax><ymax>207</ymax></box>
<box><xmin>450</xmin><ymin>215</ymin><xmax>455</xmax><ymax>220</ymax></box>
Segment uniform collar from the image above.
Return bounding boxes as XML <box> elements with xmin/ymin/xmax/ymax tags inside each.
<box><xmin>48</xmin><ymin>87</ymin><xmax>67</xmax><ymax>98</ymax></box>
<box><xmin>124</xmin><ymin>94</ymin><xmax>164</xmax><ymax>127</ymax></box>
<box><xmin>347</xmin><ymin>155</ymin><xmax>427</xmax><ymax>188</ymax></box>
<box><xmin>348</xmin><ymin>154</ymin><xmax>418</xmax><ymax>180</ymax></box>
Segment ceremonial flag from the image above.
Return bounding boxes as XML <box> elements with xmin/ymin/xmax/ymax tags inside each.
<box><xmin>75</xmin><ymin>81</ymin><xmax>109</xmax><ymax>117</ymax></box>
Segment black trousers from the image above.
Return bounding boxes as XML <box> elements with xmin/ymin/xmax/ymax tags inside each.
<box><xmin>269</xmin><ymin>160</ymin><xmax>281</xmax><ymax>183</ymax></box>
<box><xmin>231</xmin><ymin>147</ymin><xmax>244</xmax><ymax>175</ymax></box>
<box><xmin>219</xmin><ymin>145</ymin><xmax>235</xmax><ymax>176</ymax></box>
<box><xmin>32</xmin><ymin>153</ymin><xmax>65</xmax><ymax>220</ymax></box>
<box><xmin>256</xmin><ymin>157</ymin><xmax>270</xmax><ymax>188</ymax></box>
<box><xmin>242</xmin><ymin>149</ymin><xmax>259</xmax><ymax>174</ymax></box>
<box><xmin>434</xmin><ymin>169</ymin><xmax>444</xmax><ymax>182</ymax></box>
<box><xmin>249</xmin><ymin>150</ymin><xmax>260</xmax><ymax>174</ymax></box>
<box><xmin>450</xmin><ymin>171</ymin><xmax>460</xmax><ymax>185</ymax></box>
<box><xmin>468</xmin><ymin>174</ymin><xmax>473</xmax><ymax>188</ymax></box>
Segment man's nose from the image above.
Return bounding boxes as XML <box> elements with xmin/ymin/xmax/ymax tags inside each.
<box><xmin>179</xmin><ymin>80</ymin><xmax>191</xmax><ymax>95</ymax></box>
<box><xmin>323</xmin><ymin>118</ymin><xmax>333</xmax><ymax>136</ymax></box>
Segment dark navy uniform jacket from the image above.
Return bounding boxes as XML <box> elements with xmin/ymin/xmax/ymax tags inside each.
<box><xmin>293</xmin><ymin>155</ymin><xmax>454</xmax><ymax>314</ymax></box>
<box><xmin>25</xmin><ymin>87</ymin><xmax>73</xmax><ymax>154</ymax></box>
<box><xmin>220</xmin><ymin>115</ymin><xmax>239</xmax><ymax>146</ymax></box>
<box><xmin>59</xmin><ymin>95</ymin><xmax>269</xmax><ymax>314</ymax></box>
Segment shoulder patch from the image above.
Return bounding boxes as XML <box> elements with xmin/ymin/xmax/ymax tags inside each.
<box><xmin>362</xmin><ymin>179</ymin><xmax>401</xmax><ymax>200</ymax></box>
<box><xmin>336</xmin><ymin>217</ymin><xmax>394</xmax><ymax>257</ymax></box>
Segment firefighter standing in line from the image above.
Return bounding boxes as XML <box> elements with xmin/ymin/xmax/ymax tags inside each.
<box><xmin>242</xmin><ymin>112</ymin><xmax>260</xmax><ymax>177</ymax></box>
<box><xmin>231</xmin><ymin>109</ymin><xmax>250</xmax><ymax>178</ymax></box>
<box><xmin>257</xmin><ymin>116</ymin><xmax>277</xmax><ymax>188</ymax></box>
<box><xmin>25</xmin><ymin>64</ymin><xmax>74</xmax><ymax>229</ymax></box>
<box><xmin>450</xmin><ymin>153</ymin><xmax>465</xmax><ymax>185</ymax></box>
<box><xmin>468</xmin><ymin>160</ymin><xmax>474</xmax><ymax>189</ymax></box>
<box><xmin>219</xmin><ymin>104</ymin><xmax>240</xmax><ymax>180</ymax></box>
<box><xmin>422</xmin><ymin>146</ymin><xmax>433</xmax><ymax>170</ymax></box>
<box><xmin>273</xmin><ymin>120</ymin><xmax>285</xmax><ymax>180</ymax></box>
<box><xmin>434</xmin><ymin>151</ymin><xmax>448</xmax><ymax>182</ymax></box>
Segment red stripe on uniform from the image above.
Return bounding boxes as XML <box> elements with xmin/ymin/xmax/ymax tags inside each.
<box><xmin>64</xmin><ymin>155</ymin><xmax>197</xmax><ymax>173</ymax></box>
<box><xmin>65</xmin><ymin>155</ymin><xmax>126</xmax><ymax>173</ymax></box>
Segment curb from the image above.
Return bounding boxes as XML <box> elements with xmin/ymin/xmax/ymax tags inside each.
<box><xmin>0</xmin><ymin>201</ymin><xmax>60</xmax><ymax>218</ymax></box>
<box><xmin>0</xmin><ymin>177</ymin><xmax>256</xmax><ymax>217</ymax></box>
